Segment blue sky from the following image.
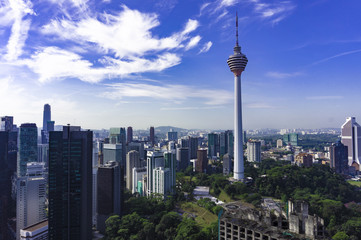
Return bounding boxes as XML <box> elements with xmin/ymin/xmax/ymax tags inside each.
<box><xmin>0</xmin><ymin>0</ymin><xmax>360</xmax><ymax>130</ymax></box>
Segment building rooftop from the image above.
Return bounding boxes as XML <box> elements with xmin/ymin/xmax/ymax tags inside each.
<box><xmin>22</xmin><ymin>220</ymin><xmax>48</xmax><ymax>232</ymax></box>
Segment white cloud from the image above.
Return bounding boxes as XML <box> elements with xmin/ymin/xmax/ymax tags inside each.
<box><xmin>245</xmin><ymin>102</ymin><xmax>275</xmax><ymax>109</ymax></box>
<box><xmin>22</xmin><ymin>47</ymin><xmax>181</xmax><ymax>83</ymax></box>
<box><xmin>219</xmin><ymin>0</ymin><xmax>237</xmax><ymax>7</ymax></box>
<box><xmin>1</xmin><ymin>0</ymin><xmax>35</xmax><ymax>61</ymax></box>
<box><xmin>199</xmin><ymin>41</ymin><xmax>213</xmax><ymax>53</ymax></box>
<box><xmin>185</xmin><ymin>36</ymin><xmax>201</xmax><ymax>50</ymax></box>
<box><xmin>42</xmin><ymin>7</ymin><xmax>199</xmax><ymax>58</ymax></box>
<box><xmin>251</xmin><ymin>0</ymin><xmax>296</xmax><ymax>25</ymax></box>
<box><xmin>102</xmin><ymin>82</ymin><xmax>233</xmax><ymax>105</ymax></box>
<box><xmin>266</xmin><ymin>71</ymin><xmax>302</xmax><ymax>79</ymax></box>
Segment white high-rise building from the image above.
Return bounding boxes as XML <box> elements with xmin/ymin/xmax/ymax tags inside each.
<box><xmin>132</xmin><ymin>167</ymin><xmax>147</xmax><ymax>195</ymax></box>
<box><xmin>247</xmin><ymin>141</ymin><xmax>261</xmax><ymax>163</ymax></box>
<box><xmin>276</xmin><ymin>139</ymin><xmax>283</xmax><ymax>148</ymax></box>
<box><xmin>153</xmin><ymin>167</ymin><xmax>171</xmax><ymax>198</ymax></box>
<box><xmin>341</xmin><ymin>117</ymin><xmax>361</xmax><ymax>167</ymax></box>
<box><xmin>146</xmin><ymin>151</ymin><xmax>164</xmax><ymax>196</ymax></box>
<box><xmin>126</xmin><ymin>150</ymin><xmax>141</xmax><ymax>191</ymax></box>
<box><xmin>16</xmin><ymin>163</ymin><xmax>46</xmax><ymax>240</ymax></box>
<box><xmin>227</xmin><ymin>14</ymin><xmax>248</xmax><ymax>181</ymax></box>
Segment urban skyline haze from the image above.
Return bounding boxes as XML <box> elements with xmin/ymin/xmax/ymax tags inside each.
<box><xmin>0</xmin><ymin>0</ymin><xmax>360</xmax><ymax>130</ymax></box>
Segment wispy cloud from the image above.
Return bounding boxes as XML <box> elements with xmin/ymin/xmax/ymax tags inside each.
<box><xmin>250</xmin><ymin>0</ymin><xmax>296</xmax><ymax>25</ymax></box>
<box><xmin>1</xmin><ymin>0</ymin><xmax>35</xmax><ymax>61</ymax></box>
<box><xmin>199</xmin><ymin>41</ymin><xmax>213</xmax><ymax>53</ymax></box>
<box><xmin>160</xmin><ymin>106</ymin><xmax>223</xmax><ymax>111</ymax></box>
<box><xmin>266</xmin><ymin>71</ymin><xmax>302</xmax><ymax>79</ymax></box>
<box><xmin>245</xmin><ymin>102</ymin><xmax>276</xmax><ymax>109</ymax></box>
<box><xmin>312</xmin><ymin>49</ymin><xmax>361</xmax><ymax>65</ymax></box>
<box><xmin>101</xmin><ymin>82</ymin><xmax>233</xmax><ymax>105</ymax></box>
<box><xmin>306</xmin><ymin>96</ymin><xmax>343</xmax><ymax>100</ymax></box>
<box><xmin>185</xmin><ymin>35</ymin><xmax>201</xmax><ymax>50</ymax></box>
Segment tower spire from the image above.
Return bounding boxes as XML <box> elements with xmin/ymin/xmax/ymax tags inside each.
<box><xmin>236</xmin><ymin>11</ymin><xmax>239</xmax><ymax>46</ymax></box>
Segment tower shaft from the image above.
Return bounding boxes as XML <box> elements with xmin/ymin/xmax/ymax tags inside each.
<box><xmin>234</xmin><ymin>74</ymin><xmax>244</xmax><ymax>180</ymax></box>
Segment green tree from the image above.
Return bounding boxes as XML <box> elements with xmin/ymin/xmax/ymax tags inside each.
<box><xmin>332</xmin><ymin>231</ymin><xmax>349</xmax><ymax>240</ymax></box>
<box><xmin>175</xmin><ymin>218</ymin><xmax>200</xmax><ymax>240</ymax></box>
<box><xmin>105</xmin><ymin>215</ymin><xmax>121</xmax><ymax>240</ymax></box>
<box><xmin>155</xmin><ymin>212</ymin><xmax>182</xmax><ymax>240</ymax></box>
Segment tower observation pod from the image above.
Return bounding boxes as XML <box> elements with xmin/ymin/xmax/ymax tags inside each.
<box><xmin>227</xmin><ymin>13</ymin><xmax>248</xmax><ymax>181</ymax></box>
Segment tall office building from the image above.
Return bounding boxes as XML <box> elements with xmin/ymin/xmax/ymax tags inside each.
<box><xmin>223</xmin><ymin>153</ymin><xmax>232</xmax><ymax>175</ymax></box>
<box><xmin>127</xmin><ymin>127</ymin><xmax>133</xmax><ymax>143</ymax></box>
<box><xmin>146</xmin><ymin>151</ymin><xmax>164</xmax><ymax>196</ymax></box>
<box><xmin>167</xmin><ymin>131</ymin><xmax>178</xmax><ymax>141</ymax></box>
<box><xmin>18</xmin><ymin>123</ymin><xmax>38</xmax><ymax>177</ymax></box>
<box><xmin>227</xmin><ymin>14</ymin><xmax>248</xmax><ymax>180</ymax></box>
<box><xmin>97</xmin><ymin>161</ymin><xmax>121</xmax><ymax>234</ymax></box>
<box><xmin>126</xmin><ymin>150</ymin><xmax>141</xmax><ymax>191</ymax></box>
<box><xmin>196</xmin><ymin>149</ymin><xmax>208</xmax><ymax>173</ymax></box>
<box><xmin>132</xmin><ymin>167</ymin><xmax>147</xmax><ymax>195</ymax></box>
<box><xmin>16</xmin><ymin>163</ymin><xmax>46</xmax><ymax>240</ymax></box>
<box><xmin>283</xmin><ymin>133</ymin><xmax>298</xmax><ymax>146</ymax></box>
<box><xmin>48</xmin><ymin>126</ymin><xmax>92</xmax><ymax>240</ymax></box>
<box><xmin>127</xmin><ymin>142</ymin><xmax>145</xmax><ymax>160</ymax></box>
<box><xmin>153</xmin><ymin>167</ymin><xmax>171</xmax><ymax>198</ymax></box>
<box><xmin>103</xmin><ymin>143</ymin><xmax>123</xmax><ymax>166</ymax></box>
<box><xmin>0</xmin><ymin>131</ymin><xmax>10</xmax><ymax>240</ymax></box>
<box><xmin>42</xmin><ymin>104</ymin><xmax>51</xmax><ymax>131</ymax></box>
<box><xmin>176</xmin><ymin>147</ymin><xmax>189</xmax><ymax>171</ymax></box>
<box><xmin>109</xmin><ymin>128</ymin><xmax>126</xmax><ymax>166</ymax></box>
<box><xmin>149</xmin><ymin>126</ymin><xmax>155</xmax><ymax>146</ymax></box>
<box><xmin>227</xmin><ymin>131</ymin><xmax>234</xmax><ymax>158</ymax></box>
<box><xmin>164</xmin><ymin>151</ymin><xmax>176</xmax><ymax>193</ymax></box>
<box><xmin>207</xmin><ymin>133</ymin><xmax>219</xmax><ymax>158</ymax></box>
<box><xmin>330</xmin><ymin>141</ymin><xmax>348</xmax><ymax>174</ymax></box>
<box><xmin>189</xmin><ymin>137</ymin><xmax>198</xmax><ymax>159</ymax></box>
<box><xmin>1</xmin><ymin>116</ymin><xmax>14</xmax><ymax>131</ymax></box>
<box><xmin>247</xmin><ymin>141</ymin><xmax>261</xmax><ymax>163</ymax></box>
<box><xmin>219</xmin><ymin>132</ymin><xmax>227</xmax><ymax>156</ymax></box>
<box><xmin>341</xmin><ymin>117</ymin><xmax>361</xmax><ymax>167</ymax></box>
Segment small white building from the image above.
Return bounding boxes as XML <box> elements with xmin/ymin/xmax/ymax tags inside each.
<box><xmin>20</xmin><ymin>220</ymin><xmax>48</xmax><ymax>240</ymax></box>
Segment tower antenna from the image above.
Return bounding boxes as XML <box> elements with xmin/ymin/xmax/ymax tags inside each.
<box><xmin>236</xmin><ymin>11</ymin><xmax>239</xmax><ymax>46</ymax></box>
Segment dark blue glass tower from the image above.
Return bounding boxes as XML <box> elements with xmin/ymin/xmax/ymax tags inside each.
<box><xmin>17</xmin><ymin>123</ymin><xmax>38</xmax><ymax>177</ymax></box>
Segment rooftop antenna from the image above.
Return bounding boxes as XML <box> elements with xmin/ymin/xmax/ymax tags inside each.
<box><xmin>236</xmin><ymin>11</ymin><xmax>239</xmax><ymax>46</ymax></box>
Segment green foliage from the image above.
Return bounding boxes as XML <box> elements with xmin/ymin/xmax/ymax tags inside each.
<box><xmin>175</xmin><ymin>218</ymin><xmax>201</xmax><ymax>240</ymax></box>
<box><xmin>155</xmin><ymin>212</ymin><xmax>182</xmax><ymax>240</ymax></box>
<box><xmin>332</xmin><ymin>232</ymin><xmax>349</xmax><ymax>240</ymax></box>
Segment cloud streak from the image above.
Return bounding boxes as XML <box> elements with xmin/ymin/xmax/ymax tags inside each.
<box><xmin>306</xmin><ymin>96</ymin><xmax>343</xmax><ymax>100</ymax></box>
<box><xmin>266</xmin><ymin>71</ymin><xmax>302</xmax><ymax>79</ymax></box>
<box><xmin>101</xmin><ymin>82</ymin><xmax>233</xmax><ymax>105</ymax></box>
<box><xmin>312</xmin><ymin>49</ymin><xmax>361</xmax><ymax>65</ymax></box>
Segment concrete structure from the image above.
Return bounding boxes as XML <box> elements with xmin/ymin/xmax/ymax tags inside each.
<box><xmin>16</xmin><ymin>163</ymin><xmax>46</xmax><ymax>240</ymax></box>
<box><xmin>341</xmin><ymin>117</ymin><xmax>361</xmax><ymax>168</ymax></box>
<box><xmin>103</xmin><ymin>143</ymin><xmax>123</xmax><ymax>166</ymax></box>
<box><xmin>126</xmin><ymin>150</ymin><xmax>141</xmax><ymax>191</ymax></box>
<box><xmin>132</xmin><ymin>167</ymin><xmax>146</xmax><ymax>195</ymax></box>
<box><xmin>247</xmin><ymin>140</ymin><xmax>261</xmax><ymax>163</ymax></box>
<box><xmin>227</xmin><ymin>14</ymin><xmax>248</xmax><ymax>181</ymax></box>
<box><xmin>219</xmin><ymin>200</ymin><xmax>325</xmax><ymax>240</ymax></box>
<box><xmin>276</xmin><ymin>139</ymin><xmax>283</xmax><ymax>148</ymax></box>
<box><xmin>295</xmin><ymin>153</ymin><xmax>313</xmax><ymax>167</ymax></box>
<box><xmin>146</xmin><ymin>151</ymin><xmax>164</xmax><ymax>196</ymax></box>
<box><xmin>97</xmin><ymin>161</ymin><xmax>121</xmax><ymax>234</ymax></box>
<box><xmin>330</xmin><ymin>141</ymin><xmax>348</xmax><ymax>174</ymax></box>
<box><xmin>20</xmin><ymin>220</ymin><xmax>48</xmax><ymax>240</ymax></box>
<box><xmin>176</xmin><ymin>147</ymin><xmax>189</xmax><ymax>171</ymax></box>
<box><xmin>48</xmin><ymin>126</ymin><xmax>92</xmax><ymax>240</ymax></box>
<box><xmin>153</xmin><ymin>167</ymin><xmax>171</xmax><ymax>198</ymax></box>
<box><xmin>18</xmin><ymin>123</ymin><xmax>38</xmax><ymax>177</ymax></box>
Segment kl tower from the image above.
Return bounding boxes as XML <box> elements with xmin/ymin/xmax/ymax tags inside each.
<box><xmin>227</xmin><ymin>13</ymin><xmax>248</xmax><ymax>181</ymax></box>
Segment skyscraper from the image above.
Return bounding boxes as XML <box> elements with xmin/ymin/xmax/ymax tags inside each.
<box><xmin>227</xmin><ymin>13</ymin><xmax>248</xmax><ymax>180</ymax></box>
<box><xmin>1</xmin><ymin>116</ymin><xmax>14</xmax><ymax>131</ymax></box>
<box><xmin>164</xmin><ymin>151</ymin><xmax>176</xmax><ymax>193</ymax></box>
<box><xmin>196</xmin><ymin>149</ymin><xmax>208</xmax><ymax>173</ymax></box>
<box><xmin>153</xmin><ymin>167</ymin><xmax>171</xmax><ymax>198</ymax></box>
<box><xmin>127</xmin><ymin>126</ymin><xmax>133</xmax><ymax>143</ymax></box>
<box><xmin>149</xmin><ymin>126</ymin><xmax>155</xmax><ymax>146</ymax></box>
<box><xmin>247</xmin><ymin>141</ymin><xmax>261</xmax><ymax>163</ymax></box>
<box><xmin>18</xmin><ymin>123</ymin><xmax>38</xmax><ymax>177</ymax></box>
<box><xmin>0</xmin><ymin>131</ymin><xmax>10</xmax><ymax>240</ymax></box>
<box><xmin>176</xmin><ymin>147</ymin><xmax>189</xmax><ymax>171</ymax></box>
<box><xmin>126</xmin><ymin>150</ymin><xmax>141</xmax><ymax>191</ymax></box>
<box><xmin>330</xmin><ymin>141</ymin><xmax>348</xmax><ymax>174</ymax></box>
<box><xmin>341</xmin><ymin>117</ymin><xmax>361</xmax><ymax>168</ymax></box>
<box><xmin>97</xmin><ymin>161</ymin><xmax>121</xmax><ymax>234</ymax></box>
<box><xmin>146</xmin><ymin>151</ymin><xmax>164</xmax><ymax>196</ymax></box>
<box><xmin>16</xmin><ymin>163</ymin><xmax>46</xmax><ymax>240</ymax></box>
<box><xmin>48</xmin><ymin>126</ymin><xmax>92</xmax><ymax>240</ymax></box>
<box><xmin>42</xmin><ymin>104</ymin><xmax>51</xmax><ymax>131</ymax></box>
<box><xmin>207</xmin><ymin>133</ymin><xmax>219</xmax><ymax>158</ymax></box>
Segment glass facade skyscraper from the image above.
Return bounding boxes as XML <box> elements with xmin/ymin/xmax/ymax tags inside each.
<box><xmin>48</xmin><ymin>126</ymin><xmax>92</xmax><ymax>240</ymax></box>
<box><xmin>17</xmin><ymin>123</ymin><xmax>38</xmax><ymax>177</ymax></box>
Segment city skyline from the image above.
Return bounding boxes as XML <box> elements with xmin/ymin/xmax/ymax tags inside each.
<box><xmin>0</xmin><ymin>1</ymin><xmax>361</xmax><ymax>130</ymax></box>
